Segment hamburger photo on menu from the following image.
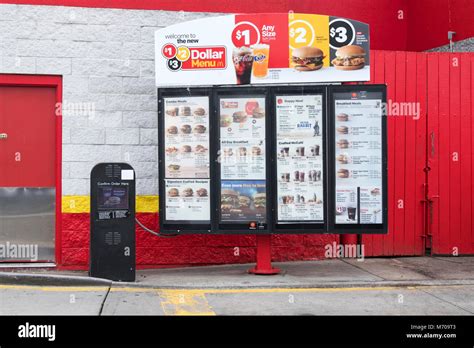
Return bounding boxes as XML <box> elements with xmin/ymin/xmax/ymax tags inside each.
<box><xmin>291</xmin><ymin>46</ymin><xmax>325</xmax><ymax>71</ymax></box>
<box><xmin>331</xmin><ymin>45</ymin><xmax>366</xmax><ymax>70</ymax></box>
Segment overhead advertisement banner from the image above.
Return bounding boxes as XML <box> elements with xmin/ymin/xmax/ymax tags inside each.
<box><xmin>155</xmin><ymin>13</ymin><xmax>370</xmax><ymax>86</ymax></box>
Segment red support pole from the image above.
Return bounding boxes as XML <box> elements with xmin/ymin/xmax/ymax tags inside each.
<box><xmin>248</xmin><ymin>234</ymin><xmax>280</xmax><ymax>275</ymax></box>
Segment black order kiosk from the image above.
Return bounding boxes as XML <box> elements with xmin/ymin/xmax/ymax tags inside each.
<box><xmin>90</xmin><ymin>163</ymin><xmax>136</xmax><ymax>282</ymax></box>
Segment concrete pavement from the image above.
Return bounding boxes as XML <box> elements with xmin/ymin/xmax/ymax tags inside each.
<box><xmin>0</xmin><ymin>256</ymin><xmax>474</xmax><ymax>315</ymax></box>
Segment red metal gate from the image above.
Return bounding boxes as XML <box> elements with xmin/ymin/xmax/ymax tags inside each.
<box><xmin>427</xmin><ymin>52</ymin><xmax>474</xmax><ymax>255</ymax></box>
<box><xmin>360</xmin><ymin>50</ymin><xmax>474</xmax><ymax>257</ymax></box>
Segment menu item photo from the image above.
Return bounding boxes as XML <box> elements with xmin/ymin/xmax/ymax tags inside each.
<box><xmin>331</xmin><ymin>45</ymin><xmax>366</xmax><ymax>71</ymax></box>
<box><xmin>220</xmin><ymin>181</ymin><xmax>266</xmax><ymax>222</ymax></box>
<box><xmin>290</xmin><ymin>46</ymin><xmax>325</xmax><ymax>71</ymax></box>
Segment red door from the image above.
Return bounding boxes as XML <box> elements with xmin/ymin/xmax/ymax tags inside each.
<box><xmin>427</xmin><ymin>53</ymin><xmax>474</xmax><ymax>255</ymax></box>
<box><xmin>0</xmin><ymin>83</ymin><xmax>58</xmax><ymax>262</ymax></box>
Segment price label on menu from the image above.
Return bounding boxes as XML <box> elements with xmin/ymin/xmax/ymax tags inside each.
<box><xmin>334</xmin><ymin>91</ymin><xmax>383</xmax><ymax>225</ymax></box>
<box><xmin>275</xmin><ymin>94</ymin><xmax>324</xmax><ymax>222</ymax></box>
<box><xmin>232</xmin><ymin>22</ymin><xmax>260</xmax><ymax>47</ymax></box>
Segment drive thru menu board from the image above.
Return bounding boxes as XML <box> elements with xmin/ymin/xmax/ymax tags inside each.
<box><xmin>276</xmin><ymin>95</ymin><xmax>324</xmax><ymax>222</ymax></box>
<box><xmin>334</xmin><ymin>91</ymin><xmax>383</xmax><ymax>224</ymax></box>
<box><xmin>219</xmin><ymin>97</ymin><xmax>267</xmax><ymax>222</ymax></box>
<box><xmin>163</xmin><ymin>96</ymin><xmax>210</xmax><ymax>221</ymax></box>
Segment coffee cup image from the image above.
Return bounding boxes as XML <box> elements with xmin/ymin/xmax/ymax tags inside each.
<box><xmin>347</xmin><ymin>206</ymin><xmax>357</xmax><ymax>220</ymax></box>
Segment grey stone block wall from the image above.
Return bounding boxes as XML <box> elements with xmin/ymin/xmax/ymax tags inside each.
<box><xmin>427</xmin><ymin>37</ymin><xmax>474</xmax><ymax>52</ymax></box>
<box><xmin>0</xmin><ymin>4</ymin><xmax>217</xmax><ymax>195</ymax></box>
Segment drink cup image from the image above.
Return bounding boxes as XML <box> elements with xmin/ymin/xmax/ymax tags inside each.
<box><xmin>347</xmin><ymin>206</ymin><xmax>357</xmax><ymax>221</ymax></box>
<box><xmin>310</xmin><ymin>145</ymin><xmax>320</xmax><ymax>156</ymax></box>
<box><xmin>296</xmin><ymin>147</ymin><xmax>305</xmax><ymax>156</ymax></box>
<box><xmin>294</xmin><ymin>171</ymin><xmax>300</xmax><ymax>181</ymax></box>
<box><xmin>251</xmin><ymin>44</ymin><xmax>270</xmax><ymax>78</ymax></box>
<box><xmin>232</xmin><ymin>46</ymin><xmax>254</xmax><ymax>85</ymax></box>
<box><xmin>299</xmin><ymin>172</ymin><xmax>305</xmax><ymax>182</ymax></box>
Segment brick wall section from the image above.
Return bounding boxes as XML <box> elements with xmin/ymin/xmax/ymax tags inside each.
<box><xmin>61</xmin><ymin>213</ymin><xmax>337</xmax><ymax>268</ymax></box>
<box><xmin>0</xmin><ymin>4</ymin><xmax>338</xmax><ymax>268</ymax></box>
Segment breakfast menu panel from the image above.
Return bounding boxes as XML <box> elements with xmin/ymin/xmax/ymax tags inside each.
<box><xmin>275</xmin><ymin>94</ymin><xmax>324</xmax><ymax>222</ymax></box>
<box><xmin>219</xmin><ymin>97</ymin><xmax>267</xmax><ymax>222</ymax></box>
<box><xmin>334</xmin><ymin>92</ymin><xmax>383</xmax><ymax>224</ymax></box>
<box><xmin>163</xmin><ymin>96</ymin><xmax>210</xmax><ymax>221</ymax></box>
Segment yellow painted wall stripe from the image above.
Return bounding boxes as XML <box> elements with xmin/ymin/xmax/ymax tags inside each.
<box><xmin>62</xmin><ymin>195</ymin><xmax>158</xmax><ymax>213</ymax></box>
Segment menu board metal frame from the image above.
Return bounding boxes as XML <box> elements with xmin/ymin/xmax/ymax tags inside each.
<box><xmin>328</xmin><ymin>84</ymin><xmax>388</xmax><ymax>233</ymax></box>
<box><xmin>158</xmin><ymin>84</ymin><xmax>388</xmax><ymax>235</ymax></box>
<box><xmin>271</xmin><ymin>86</ymin><xmax>327</xmax><ymax>233</ymax></box>
<box><xmin>158</xmin><ymin>88</ymin><xmax>214</xmax><ymax>233</ymax></box>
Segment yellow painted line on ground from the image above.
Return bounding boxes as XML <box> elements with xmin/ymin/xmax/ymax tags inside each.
<box><xmin>157</xmin><ymin>289</ymin><xmax>216</xmax><ymax>316</ymax></box>
<box><xmin>109</xmin><ymin>287</ymin><xmax>157</xmax><ymax>293</ymax></box>
<box><xmin>1</xmin><ymin>284</ymin><xmax>467</xmax><ymax>294</ymax></box>
<box><xmin>0</xmin><ymin>284</ymin><xmax>109</xmax><ymax>292</ymax></box>
<box><xmin>62</xmin><ymin>195</ymin><xmax>158</xmax><ymax>213</ymax></box>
